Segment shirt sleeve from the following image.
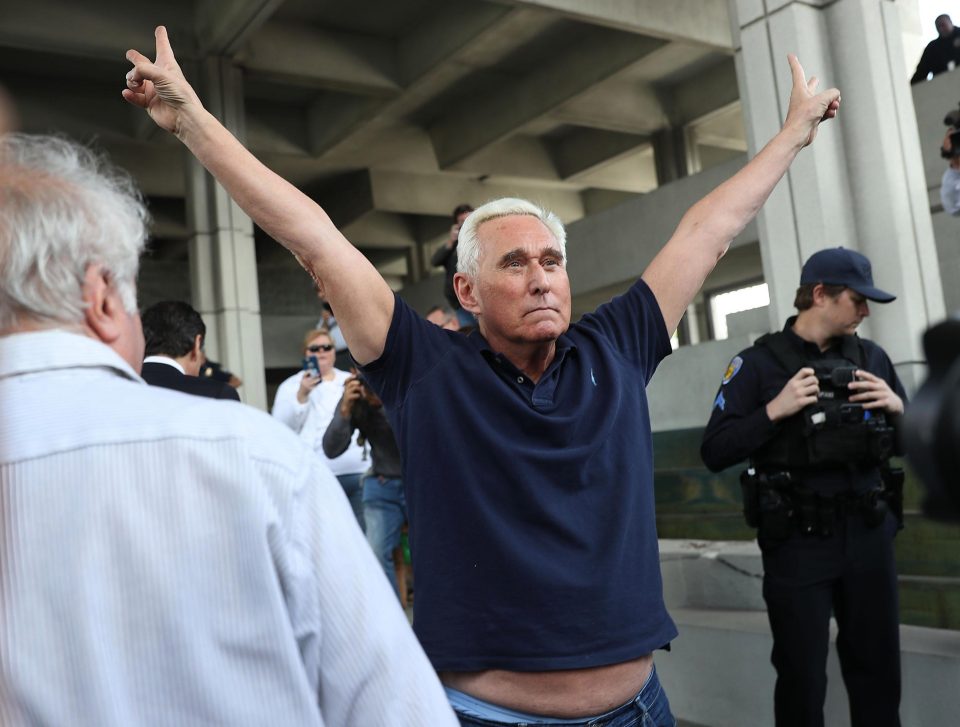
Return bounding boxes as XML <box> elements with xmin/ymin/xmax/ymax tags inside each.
<box><xmin>219</xmin><ymin>383</ymin><xmax>241</xmax><ymax>402</ymax></box>
<box><xmin>942</xmin><ymin>170</ymin><xmax>960</xmax><ymax>216</ymax></box>
<box><xmin>360</xmin><ymin>294</ymin><xmax>453</xmax><ymax>413</ymax></box>
<box><xmin>700</xmin><ymin>348</ymin><xmax>783</xmax><ymax>472</ymax></box>
<box><xmin>576</xmin><ymin>279</ymin><xmax>672</xmax><ymax>384</ymax></box>
<box><xmin>271</xmin><ymin>376</ymin><xmax>310</xmax><ymax>433</ymax></box>
<box><xmin>273</xmin><ymin>447</ymin><xmax>458</xmax><ymax>726</ymax></box>
<box><xmin>911</xmin><ymin>44</ymin><xmax>933</xmax><ymax>84</ymax></box>
<box><xmin>430</xmin><ymin>242</ymin><xmax>454</xmax><ymax>267</ymax></box>
<box><xmin>322</xmin><ymin>400</ymin><xmax>354</xmax><ymax>459</ymax></box>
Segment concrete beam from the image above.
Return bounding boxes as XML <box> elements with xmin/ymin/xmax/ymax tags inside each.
<box><xmin>368</xmin><ymin>169</ymin><xmax>585</xmax><ymax>222</ymax></box>
<box><xmin>195</xmin><ymin>0</ymin><xmax>284</xmax><ymax>56</ymax></box>
<box><xmin>246</xmin><ymin>102</ymin><xmax>310</xmax><ymax>155</ymax></box>
<box><xmin>552</xmin><ymin>78</ymin><xmax>668</xmax><ymax>134</ymax></box>
<box><xmin>341</xmin><ymin>211</ymin><xmax>416</xmax><ymax>250</ymax></box>
<box><xmin>429</xmin><ymin>26</ymin><xmax>665</xmax><ymax>168</ymax></box>
<box><xmin>0</xmin><ymin>0</ymin><xmax>176</xmax><ymax>60</ymax></box>
<box><xmin>10</xmin><ymin>82</ymin><xmax>132</xmax><ymax>141</ymax></box>
<box><xmin>449</xmin><ymin>136</ymin><xmax>561</xmax><ymax>183</ymax></box>
<box><xmin>307</xmin><ymin>7</ymin><xmax>551</xmax><ymax>158</ymax></box>
<box><xmin>306</xmin><ymin>170</ymin><xmax>375</xmax><ymax>229</ymax></box>
<box><xmin>548</xmin><ymin>128</ymin><xmax>650</xmax><ymax>179</ymax></box>
<box><xmin>497</xmin><ymin>0</ymin><xmax>734</xmax><ymax>49</ymax></box>
<box><xmin>306</xmin><ymin>94</ymin><xmax>386</xmax><ymax>157</ymax></box>
<box><xmin>397</xmin><ymin>1</ymin><xmax>512</xmax><ymax>84</ymax></box>
<box><xmin>665</xmin><ymin>57</ymin><xmax>740</xmax><ymax>126</ymax></box>
<box><xmin>239</xmin><ymin>21</ymin><xmax>401</xmax><ymax>96</ymax></box>
<box><xmin>573</xmin><ymin>146</ymin><xmax>657</xmax><ymax>193</ymax></box>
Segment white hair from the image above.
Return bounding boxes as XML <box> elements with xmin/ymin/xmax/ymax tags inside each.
<box><xmin>456</xmin><ymin>197</ymin><xmax>566</xmax><ymax>278</ymax></box>
<box><xmin>0</xmin><ymin>134</ymin><xmax>148</xmax><ymax>330</ymax></box>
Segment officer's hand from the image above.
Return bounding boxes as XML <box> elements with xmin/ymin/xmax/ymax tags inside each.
<box><xmin>340</xmin><ymin>377</ymin><xmax>364</xmax><ymax>418</ymax></box>
<box><xmin>848</xmin><ymin>370</ymin><xmax>904</xmax><ymax>415</ymax></box>
<box><xmin>765</xmin><ymin>367</ymin><xmax>819</xmax><ymax>422</ymax></box>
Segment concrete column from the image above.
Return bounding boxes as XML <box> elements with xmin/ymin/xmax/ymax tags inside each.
<box><xmin>653</xmin><ymin>126</ymin><xmax>690</xmax><ymax>186</ymax></box>
<box><xmin>185</xmin><ymin>57</ymin><xmax>267</xmax><ymax>409</ymax></box>
<box><xmin>733</xmin><ymin>0</ymin><xmax>944</xmax><ymax>390</ymax></box>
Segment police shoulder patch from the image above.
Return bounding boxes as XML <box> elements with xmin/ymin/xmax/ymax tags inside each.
<box><xmin>721</xmin><ymin>355</ymin><xmax>743</xmax><ymax>385</ymax></box>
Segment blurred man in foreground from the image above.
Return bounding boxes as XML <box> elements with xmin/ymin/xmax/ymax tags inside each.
<box><xmin>0</xmin><ymin>133</ymin><xmax>456</xmax><ymax>726</ymax></box>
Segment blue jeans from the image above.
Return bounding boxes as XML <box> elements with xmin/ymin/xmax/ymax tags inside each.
<box><xmin>362</xmin><ymin>475</ymin><xmax>406</xmax><ymax>598</ymax></box>
<box><xmin>336</xmin><ymin>473</ymin><xmax>365</xmax><ymax>533</ymax></box>
<box><xmin>452</xmin><ymin>664</ymin><xmax>676</xmax><ymax>727</ymax></box>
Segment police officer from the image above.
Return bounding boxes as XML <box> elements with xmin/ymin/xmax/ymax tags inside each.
<box><xmin>701</xmin><ymin>247</ymin><xmax>906</xmax><ymax>727</ymax></box>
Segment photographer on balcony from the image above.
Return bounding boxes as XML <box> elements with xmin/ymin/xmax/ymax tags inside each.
<box><xmin>941</xmin><ymin>124</ymin><xmax>960</xmax><ymax>216</ymax></box>
<box><xmin>700</xmin><ymin>248</ymin><xmax>906</xmax><ymax>727</ymax></box>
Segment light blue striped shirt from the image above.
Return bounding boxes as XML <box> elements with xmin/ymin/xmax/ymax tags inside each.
<box><xmin>0</xmin><ymin>330</ymin><xmax>457</xmax><ymax>727</ymax></box>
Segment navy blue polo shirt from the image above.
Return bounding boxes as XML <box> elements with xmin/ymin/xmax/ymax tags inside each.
<box><xmin>700</xmin><ymin>317</ymin><xmax>906</xmax><ymax>494</ymax></box>
<box><xmin>361</xmin><ymin>279</ymin><xmax>678</xmax><ymax>671</ymax></box>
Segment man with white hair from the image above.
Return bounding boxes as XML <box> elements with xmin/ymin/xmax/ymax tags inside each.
<box><xmin>0</xmin><ymin>134</ymin><xmax>457</xmax><ymax>726</ymax></box>
<box><xmin>124</xmin><ymin>26</ymin><xmax>841</xmax><ymax>726</ymax></box>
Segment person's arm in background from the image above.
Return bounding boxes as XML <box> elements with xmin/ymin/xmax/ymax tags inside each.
<box><xmin>910</xmin><ymin>44</ymin><xmax>934</xmax><ymax>84</ymax></box>
<box><xmin>430</xmin><ymin>223</ymin><xmax>460</xmax><ymax>268</ymax></box>
<box><xmin>941</xmin><ymin>171</ymin><xmax>960</xmax><ymax>216</ymax></box>
<box><xmin>123</xmin><ymin>27</ymin><xmax>393</xmax><ymax>366</ymax></box>
<box><xmin>322</xmin><ymin>378</ymin><xmax>363</xmax><ymax>458</ymax></box>
<box><xmin>271</xmin><ymin>374</ymin><xmax>320</xmax><ymax>433</ymax></box>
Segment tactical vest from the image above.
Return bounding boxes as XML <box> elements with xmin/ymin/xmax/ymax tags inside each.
<box><xmin>751</xmin><ymin>331</ymin><xmax>894</xmax><ymax>471</ymax></box>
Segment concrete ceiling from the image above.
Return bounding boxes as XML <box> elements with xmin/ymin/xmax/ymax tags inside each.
<box><xmin>0</xmin><ymin>0</ymin><xmax>744</xmax><ymax>283</ymax></box>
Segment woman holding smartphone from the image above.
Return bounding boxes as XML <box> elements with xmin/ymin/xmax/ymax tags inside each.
<box><xmin>271</xmin><ymin>328</ymin><xmax>368</xmax><ymax>530</ymax></box>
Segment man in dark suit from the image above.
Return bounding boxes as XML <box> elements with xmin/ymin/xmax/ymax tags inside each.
<box><xmin>141</xmin><ymin>301</ymin><xmax>240</xmax><ymax>401</ymax></box>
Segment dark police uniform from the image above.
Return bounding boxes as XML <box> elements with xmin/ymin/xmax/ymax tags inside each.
<box><xmin>701</xmin><ymin>317</ymin><xmax>906</xmax><ymax>727</ymax></box>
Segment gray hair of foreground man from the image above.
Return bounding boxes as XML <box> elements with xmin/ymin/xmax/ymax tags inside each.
<box><xmin>0</xmin><ymin>134</ymin><xmax>148</xmax><ymax>330</ymax></box>
<box><xmin>456</xmin><ymin>197</ymin><xmax>567</xmax><ymax>279</ymax></box>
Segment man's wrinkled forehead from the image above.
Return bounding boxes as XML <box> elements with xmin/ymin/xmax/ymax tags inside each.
<box><xmin>476</xmin><ymin>214</ymin><xmax>561</xmax><ymax>256</ymax></box>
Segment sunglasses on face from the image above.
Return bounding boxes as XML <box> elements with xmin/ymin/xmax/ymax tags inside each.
<box><xmin>307</xmin><ymin>344</ymin><xmax>335</xmax><ymax>352</ymax></box>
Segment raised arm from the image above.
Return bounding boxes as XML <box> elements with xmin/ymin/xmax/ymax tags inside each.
<box><xmin>122</xmin><ymin>27</ymin><xmax>393</xmax><ymax>365</ymax></box>
<box><xmin>642</xmin><ymin>55</ymin><xmax>841</xmax><ymax>333</ymax></box>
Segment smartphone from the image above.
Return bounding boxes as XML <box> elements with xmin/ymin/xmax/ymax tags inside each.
<box><xmin>302</xmin><ymin>355</ymin><xmax>320</xmax><ymax>377</ymax></box>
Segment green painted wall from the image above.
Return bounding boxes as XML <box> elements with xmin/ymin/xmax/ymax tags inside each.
<box><xmin>653</xmin><ymin>428</ymin><xmax>960</xmax><ymax>630</ymax></box>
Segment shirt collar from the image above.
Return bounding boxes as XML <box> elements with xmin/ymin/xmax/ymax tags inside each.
<box><xmin>0</xmin><ymin>329</ymin><xmax>145</xmax><ymax>384</ymax></box>
<box><xmin>143</xmin><ymin>355</ymin><xmax>185</xmax><ymax>374</ymax></box>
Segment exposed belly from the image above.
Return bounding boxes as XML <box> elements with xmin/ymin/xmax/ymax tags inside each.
<box><xmin>440</xmin><ymin>653</ymin><xmax>654</xmax><ymax>719</ymax></box>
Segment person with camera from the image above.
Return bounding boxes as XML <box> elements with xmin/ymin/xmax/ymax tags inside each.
<box><xmin>323</xmin><ymin>372</ymin><xmax>406</xmax><ymax>598</ymax></box>
<box><xmin>941</xmin><ymin>124</ymin><xmax>960</xmax><ymax>216</ymax></box>
<box><xmin>272</xmin><ymin>328</ymin><xmax>368</xmax><ymax>529</ymax></box>
<box><xmin>431</xmin><ymin>203</ymin><xmax>475</xmax><ymax>328</ymax></box>
<box><xmin>701</xmin><ymin>247</ymin><xmax>906</xmax><ymax>727</ymax></box>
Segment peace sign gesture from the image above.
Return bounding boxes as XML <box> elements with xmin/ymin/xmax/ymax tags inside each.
<box><xmin>784</xmin><ymin>53</ymin><xmax>841</xmax><ymax>148</ymax></box>
<box><xmin>122</xmin><ymin>26</ymin><xmax>204</xmax><ymax>138</ymax></box>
